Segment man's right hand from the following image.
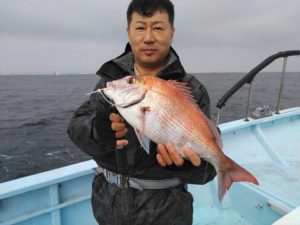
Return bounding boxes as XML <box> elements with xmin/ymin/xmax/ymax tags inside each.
<box><xmin>157</xmin><ymin>143</ymin><xmax>201</xmax><ymax>167</ymax></box>
<box><xmin>109</xmin><ymin>113</ymin><xmax>128</xmax><ymax>148</ymax></box>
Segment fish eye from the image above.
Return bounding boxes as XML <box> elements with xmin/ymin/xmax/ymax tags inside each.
<box><xmin>128</xmin><ymin>77</ymin><xmax>136</xmax><ymax>84</ymax></box>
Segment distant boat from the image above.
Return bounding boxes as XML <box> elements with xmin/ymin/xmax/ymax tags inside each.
<box><xmin>0</xmin><ymin>50</ymin><xmax>299</xmax><ymax>225</ymax></box>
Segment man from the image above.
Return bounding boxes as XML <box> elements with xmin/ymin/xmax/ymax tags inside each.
<box><xmin>68</xmin><ymin>0</ymin><xmax>216</xmax><ymax>224</ymax></box>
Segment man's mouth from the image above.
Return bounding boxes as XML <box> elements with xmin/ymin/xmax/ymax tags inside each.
<box><xmin>142</xmin><ymin>49</ymin><xmax>156</xmax><ymax>56</ymax></box>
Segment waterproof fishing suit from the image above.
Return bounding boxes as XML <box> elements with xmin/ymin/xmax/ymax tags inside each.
<box><xmin>68</xmin><ymin>44</ymin><xmax>216</xmax><ymax>225</ymax></box>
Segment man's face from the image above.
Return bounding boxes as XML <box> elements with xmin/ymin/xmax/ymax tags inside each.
<box><xmin>127</xmin><ymin>11</ymin><xmax>174</xmax><ymax>69</ymax></box>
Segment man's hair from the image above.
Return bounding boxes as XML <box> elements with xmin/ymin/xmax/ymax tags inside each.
<box><xmin>127</xmin><ymin>0</ymin><xmax>174</xmax><ymax>27</ymax></box>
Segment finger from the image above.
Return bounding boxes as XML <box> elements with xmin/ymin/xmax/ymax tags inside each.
<box><xmin>116</xmin><ymin>139</ymin><xmax>128</xmax><ymax>148</ymax></box>
<box><xmin>166</xmin><ymin>143</ymin><xmax>184</xmax><ymax>167</ymax></box>
<box><xmin>183</xmin><ymin>148</ymin><xmax>201</xmax><ymax>166</ymax></box>
<box><xmin>157</xmin><ymin>144</ymin><xmax>173</xmax><ymax>165</ymax></box>
<box><xmin>111</xmin><ymin>122</ymin><xmax>126</xmax><ymax>131</ymax></box>
<box><xmin>109</xmin><ymin>113</ymin><xmax>124</xmax><ymax>123</ymax></box>
<box><xmin>115</xmin><ymin>128</ymin><xmax>128</xmax><ymax>139</ymax></box>
<box><xmin>156</xmin><ymin>154</ymin><xmax>167</xmax><ymax>167</ymax></box>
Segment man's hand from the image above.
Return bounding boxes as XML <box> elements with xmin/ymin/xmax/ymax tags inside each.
<box><xmin>109</xmin><ymin>113</ymin><xmax>128</xmax><ymax>148</ymax></box>
<box><xmin>157</xmin><ymin>143</ymin><xmax>201</xmax><ymax>167</ymax></box>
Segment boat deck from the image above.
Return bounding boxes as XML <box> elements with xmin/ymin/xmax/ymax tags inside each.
<box><xmin>193</xmin><ymin>207</ymin><xmax>252</xmax><ymax>225</ymax></box>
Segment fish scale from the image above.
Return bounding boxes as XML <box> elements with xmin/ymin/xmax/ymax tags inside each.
<box><xmin>146</xmin><ymin>94</ymin><xmax>189</xmax><ymax>139</ymax></box>
<box><xmin>144</xmin><ymin>87</ymin><xmax>213</xmax><ymax>157</ymax></box>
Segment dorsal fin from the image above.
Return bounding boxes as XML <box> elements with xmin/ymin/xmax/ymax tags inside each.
<box><xmin>167</xmin><ymin>79</ymin><xmax>223</xmax><ymax>149</ymax></box>
<box><xmin>168</xmin><ymin>79</ymin><xmax>223</xmax><ymax>150</ymax></box>
<box><xmin>168</xmin><ymin>80</ymin><xmax>199</xmax><ymax>108</ymax></box>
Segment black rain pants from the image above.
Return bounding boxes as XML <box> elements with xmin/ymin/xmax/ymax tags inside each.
<box><xmin>91</xmin><ymin>174</ymin><xmax>193</xmax><ymax>225</ymax></box>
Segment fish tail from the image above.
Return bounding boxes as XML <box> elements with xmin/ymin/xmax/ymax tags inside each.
<box><xmin>217</xmin><ymin>156</ymin><xmax>259</xmax><ymax>201</ymax></box>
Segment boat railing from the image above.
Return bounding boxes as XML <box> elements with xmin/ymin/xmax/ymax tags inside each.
<box><xmin>215</xmin><ymin>50</ymin><xmax>300</xmax><ymax>125</ymax></box>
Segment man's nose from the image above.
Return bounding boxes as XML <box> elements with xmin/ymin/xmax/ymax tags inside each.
<box><xmin>143</xmin><ymin>28</ymin><xmax>155</xmax><ymax>43</ymax></box>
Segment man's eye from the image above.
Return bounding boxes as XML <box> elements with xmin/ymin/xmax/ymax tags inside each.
<box><xmin>136</xmin><ymin>27</ymin><xmax>145</xmax><ymax>31</ymax></box>
<box><xmin>128</xmin><ymin>77</ymin><xmax>136</xmax><ymax>84</ymax></box>
<box><xmin>154</xmin><ymin>27</ymin><xmax>163</xmax><ymax>31</ymax></box>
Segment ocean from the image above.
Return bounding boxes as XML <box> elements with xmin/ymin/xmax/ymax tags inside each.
<box><xmin>0</xmin><ymin>72</ymin><xmax>299</xmax><ymax>183</ymax></box>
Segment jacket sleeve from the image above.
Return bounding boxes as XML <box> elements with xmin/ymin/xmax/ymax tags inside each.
<box><xmin>175</xmin><ymin>74</ymin><xmax>217</xmax><ymax>184</ymax></box>
<box><xmin>67</xmin><ymin>77</ymin><xmax>115</xmax><ymax>158</ymax></box>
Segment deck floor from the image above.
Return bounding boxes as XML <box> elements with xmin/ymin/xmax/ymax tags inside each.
<box><xmin>249</xmin><ymin>160</ymin><xmax>300</xmax><ymax>207</ymax></box>
<box><xmin>193</xmin><ymin>207</ymin><xmax>252</xmax><ymax>225</ymax></box>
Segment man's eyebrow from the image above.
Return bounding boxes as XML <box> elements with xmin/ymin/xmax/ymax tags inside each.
<box><xmin>135</xmin><ymin>21</ymin><xmax>146</xmax><ymax>24</ymax></box>
<box><xmin>152</xmin><ymin>21</ymin><xmax>164</xmax><ymax>25</ymax></box>
<box><xmin>134</xmin><ymin>21</ymin><xmax>165</xmax><ymax>25</ymax></box>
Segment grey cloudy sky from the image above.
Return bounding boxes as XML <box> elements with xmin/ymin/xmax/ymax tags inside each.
<box><xmin>0</xmin><ymin>0</ymin><xmax>299</xmax><ymax>74</ymax></box>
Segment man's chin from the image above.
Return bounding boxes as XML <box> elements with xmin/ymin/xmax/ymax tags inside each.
<box><xmin>140</xmin><ymin>57</ymin><xmax>160</xmax><ymax>66</ymax></box>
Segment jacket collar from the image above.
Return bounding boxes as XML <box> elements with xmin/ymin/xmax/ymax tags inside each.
<box><xmin>97</xmin><ymin>43</ymin><xmax>186</xmax><ymax>80</ymax></box>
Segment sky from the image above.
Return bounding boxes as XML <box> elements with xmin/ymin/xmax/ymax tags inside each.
<box><xmin>0</xmin><ymin>0</ymin><xmax>300</xmax><ymax>74</ymax></box>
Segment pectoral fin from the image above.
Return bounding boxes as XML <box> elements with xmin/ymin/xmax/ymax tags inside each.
<box><xmin>141</xmin><ymin>106</ymin><xmax>150</xmax><ymax>113</ymax></box>
<box><xmin>134</xmin><ymin>106</ymin><xmax>151</xmax><ymax>154</ymax></box>
<box><xmin>134</xmin><ymin>128</ymin><xmax>150</xmax><ymax>154</ymax></box>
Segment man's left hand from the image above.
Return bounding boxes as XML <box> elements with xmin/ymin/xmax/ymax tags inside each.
<box><xmin>156</xmin><ymin>143</ymin><xmax>201</xmax><ymax>167</ymax></box>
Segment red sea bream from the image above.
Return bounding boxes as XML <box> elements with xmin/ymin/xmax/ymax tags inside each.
<box><xmin>102</xmin><ymin>75</ymin><xmax>259</xmax><ymax>200</ymax></box>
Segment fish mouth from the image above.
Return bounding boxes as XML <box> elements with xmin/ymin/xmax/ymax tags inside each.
<box><xmin>106</xmin><ymin>81</ymin><xmax>114</xmax><ymax>88</ymax></box>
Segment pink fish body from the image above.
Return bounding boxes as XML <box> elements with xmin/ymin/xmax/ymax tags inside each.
<box><xmin>103</xmin><ymin>75</ymin><xmax>259</xmax><ymax>200</ymax></box>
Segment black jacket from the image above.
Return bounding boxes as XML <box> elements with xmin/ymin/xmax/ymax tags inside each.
<box><xmin>68</xmin><ymin>44</ymin><xmax>216</xmax><ymax>184</ymax></box>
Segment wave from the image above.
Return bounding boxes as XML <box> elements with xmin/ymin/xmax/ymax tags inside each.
<box><xmin>0</xmin><ymin>111</ymin><xmax>74</xmax><ymax>131</ymax></box>
<box><xmin>21</xmin><ymin>118</ymin><xmax>52</xmax><ymax>127</ymax></box>
<box><xmin>0</xmin><ymin>118</ymin><xmax>52</xmax><ymax>130</ymax></box>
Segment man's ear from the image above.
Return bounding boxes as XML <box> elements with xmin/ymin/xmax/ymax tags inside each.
<box><xmin>171</xmin><ymin>27</ymin><xmax>175</xmax><ymax>43</ymax></box>
<box><xmin>126</xmin><ymin>27</ymin><xmax>130</xmax><ymax>45</ymax></box>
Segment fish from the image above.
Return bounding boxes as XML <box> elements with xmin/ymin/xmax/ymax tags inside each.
<box><xmin>101</xmin><ymin>75</ymin><xmax>259</xmax><ymax>201</ymax></box>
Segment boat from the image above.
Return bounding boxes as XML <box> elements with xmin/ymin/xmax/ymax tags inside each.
<box><xmin>0</xmin><ymin>50</ymin><xmax>299</xmax><ymax>225</ymax></box>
